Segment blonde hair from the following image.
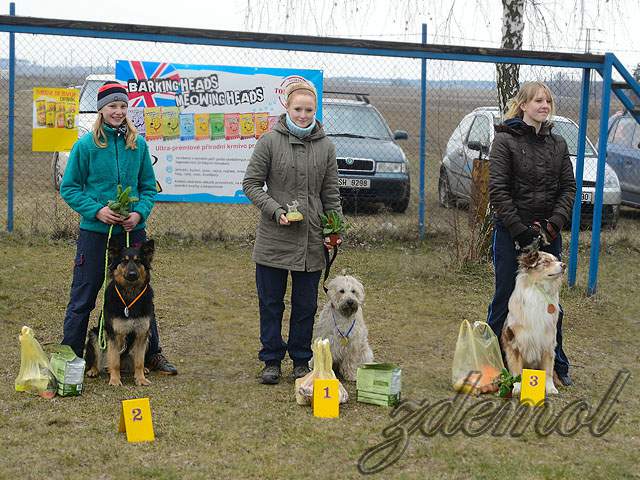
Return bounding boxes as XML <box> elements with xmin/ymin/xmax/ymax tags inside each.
<box><xmin>284</xmin><ymin>80</ymin><xmax>317</xmax><ymax>106</ymax></box>
<box><xmin>504</xmin><ymin>81</ymin><xmax>556</xmax><ymax>120</ymax></box>
<box><xmin>92</xmin><ymin>114</ymin><xmax>138</xmax><ymax>149</ymax></box>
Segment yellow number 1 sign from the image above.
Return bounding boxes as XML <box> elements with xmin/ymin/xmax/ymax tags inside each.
<box><xmin>313</xmin><ymin>379</ymin><xmax>339</xmax><ymax>418</ymax></box>
<box><xmin>520</xmin><ymin>369</ymin><xmax>546</xmax><ymax>406</ymax></box>
<box><xmin>118</xmin><ymin>398</ymin><xmax>155</xmax><ymax>442</ymax></box>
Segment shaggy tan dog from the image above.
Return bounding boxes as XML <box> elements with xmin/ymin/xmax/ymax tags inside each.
<box><xmin>312</xmin><ymin>275</ymin><xmax>373</xmax><ymax>381</ymax></box>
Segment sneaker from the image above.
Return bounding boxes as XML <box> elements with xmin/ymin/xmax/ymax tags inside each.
<box><xmin>146</xmin><ymin>353</ymin><xmax>178</xmax><ymax>375</ymax></box>
<box><xmin>260</xmin><ymin>364</ymin><xmax>281</xmax><ymax>384</ymax></box>
<box><xmin>292</xmin><ymin>364</ymin><xmax>311</xmax><ymax>379</ymax></box>
<box><xmin>554</xmin><ymin>370</ymin><xmax>572</xmax><ymax>387</ymax></box>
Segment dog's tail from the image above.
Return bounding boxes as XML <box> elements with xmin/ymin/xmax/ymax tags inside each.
<box><xmin>84</xmin><ymin>327</ymin><xmax>99</xmax><ymax>370</ymax></box>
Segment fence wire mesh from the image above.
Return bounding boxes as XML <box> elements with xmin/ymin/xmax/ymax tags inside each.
<box><xmin>0</xmin><ymin>29</ymin><xmax>634</xmax><ymax>249</ymax></box>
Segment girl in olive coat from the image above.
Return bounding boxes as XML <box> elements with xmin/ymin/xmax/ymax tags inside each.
<box><xmin>243</xmin><ymin>81</ymin><xmax>342</xmax><ymax>384</ymax></box>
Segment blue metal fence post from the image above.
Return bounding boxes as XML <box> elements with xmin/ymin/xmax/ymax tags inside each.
<box><xmin>418</xmin><ymin>23</ymin><xmax>427</xmax><ymax>240</ymax></box>
<box><xmin>6</xmin><ymin>1</ymin><xmax>15</xmax><ymax>232</ymax></box>
<box><xmin>568</xmin><ymin>68</ymin><xmax>591</xmax><ymax>287</ymax></box>
<box><xmin>587</xmin><ymin>53</ymin><xmax>613</xmax><ymax>296</ymax></box>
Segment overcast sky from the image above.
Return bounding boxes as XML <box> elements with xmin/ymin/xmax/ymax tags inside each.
<box><xmin>1</xmin><ymin>0</ymin><xmax>638</xmax><ymax>76</ymax></box>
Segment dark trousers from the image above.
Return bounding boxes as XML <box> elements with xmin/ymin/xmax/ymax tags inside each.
<box><xmin>255</xmin><ymin>263</ymin><xmax>322</xmax><ymax>365</ymax></box>
<box><xmin>62</xmin><ymin>229</ymin><xmax>161</xmax><ymax>360</ymax></box>
<box><xmin>486</xmin><ymin>221</ymin><xmax>570</xmax><ymax>375</ymax></box>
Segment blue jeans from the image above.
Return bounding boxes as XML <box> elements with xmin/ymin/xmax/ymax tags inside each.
<box><xmin>62</xmin><ymin>229</ymin><xmax>161</xmax><ymax>360</ymax></box>
<box><xmin>255</xmin><ymin>264</ymin><xmax>322</xmax><ymax>365</ymax></box>
<box><xmin>486</xmin><ymin>221</ymin><xmax>570</xmax><ymax>375</ymax></box>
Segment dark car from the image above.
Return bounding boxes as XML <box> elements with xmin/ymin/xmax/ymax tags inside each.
<box><xmin>606</xmin><ymin>111</ymin><xmax>640</xmax><ymax>208</ymax></box>
<box><xmin>322</xmin><ymin>96</ymin><xmax>410</xmax><ymax>213</ymax></box>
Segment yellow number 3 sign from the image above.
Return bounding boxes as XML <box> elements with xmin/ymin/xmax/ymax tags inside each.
<box><xmin>520</xmin><ymin>369</ymin><xmax>546</xmax><ymax>407</ymax></box>
<box><xmin>118</xmin><ymin>398</ymin><xmax>155</xmax><ymax>442</ymax></box>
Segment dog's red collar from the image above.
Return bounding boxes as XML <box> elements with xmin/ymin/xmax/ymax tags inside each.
<box><xmin>114</xmin><ymin>284</ymin><xmax>148</xmax><ymax>318</ymax></box>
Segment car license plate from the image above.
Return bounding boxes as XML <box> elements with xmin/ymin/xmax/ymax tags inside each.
<box><xmin>581</xmin><ymin>191</ymin><xmax>593</xmax><ymax>203</ymax></box>
<box><xmin>338</xmin><ymin>177</ymin><xmax>370</xmax><ymax>189</ymax></box>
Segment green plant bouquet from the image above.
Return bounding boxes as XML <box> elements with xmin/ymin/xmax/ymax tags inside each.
<box><xmin>108</xmin><ymin>184</ymin><xmax>139</xmax><ymax>217</ymax></box>
<box><xmin>320</xmin><ymin>210</ymin><xmax>349</xmax><ymax>246</ymax></box>
<box><xmin>495</xmin><ymin>368</ymin><xmax>521</xmax><ymax>398</ymax></box>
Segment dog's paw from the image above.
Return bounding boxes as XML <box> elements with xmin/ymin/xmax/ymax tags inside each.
<box><xmin>546</xmin><ymin>382</ymin><xmax>559</xmax><ymax>395</ymax></box>
<box><xmin>86</xmin><ymin>367</ymin><xmax>99</xmax><ymax>378</ymax></box>
<box><xmin>108</xmin><ymin>377</ymin><xmax>123</xmax><ymax>386</ymax></box>
<box><xmin>512</xmin><ymin>382</ymin><xmax>521</xmax><ymax>396</ymax></box>
<box><xmin>135</xmin><ymin>376</ymin><xmax>151</xmax><ymax>386</ymax></box>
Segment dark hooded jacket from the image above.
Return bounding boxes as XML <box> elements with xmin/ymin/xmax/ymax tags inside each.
<box><xmin>242</xmin><ymin>114</ymin><xmax>342</xmax><ymax>272</ymax></box>
<box><xmin>488</xmin><ymin>117</ymin><xmax>576</xmax><ymax>238</ymax></box>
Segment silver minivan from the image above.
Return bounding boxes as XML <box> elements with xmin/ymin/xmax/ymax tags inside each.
<box><xmin>438</xmin><ymin>107</ymin><xmax>622</xmax><ymax>227</ymax></box>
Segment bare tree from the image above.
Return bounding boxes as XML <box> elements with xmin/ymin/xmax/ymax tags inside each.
<box><xmin>496</xmin><ymin>0</ymin><xmax>524</xmax><ymax>113</ymax></box>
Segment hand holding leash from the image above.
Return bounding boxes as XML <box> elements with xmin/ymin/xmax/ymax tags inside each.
<box><xmin>514</xmin><ymin>226</ymin><xmax>541</xmax><ymax>252</ymax></box>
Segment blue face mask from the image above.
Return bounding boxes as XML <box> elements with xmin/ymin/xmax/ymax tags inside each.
<box><xmin>285</xmin><ymin>113</ymin><xmax>316</xmax><ymax>138</ymax></box>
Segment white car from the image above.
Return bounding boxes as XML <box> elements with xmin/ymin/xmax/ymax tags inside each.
<box><xmin>438</xmin><ymin>106</ymin><xmax>622</xmax><ymax>228</ymax></box>
<box><xmin>52</xmin><ymin>74</ymin><xmax>113</xmax><ymax>190</ymax></box>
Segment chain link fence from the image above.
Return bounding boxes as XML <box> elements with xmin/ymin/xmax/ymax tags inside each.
<box><xmin>0</xmin><ymin>22</ymin><xmax>636</xmax><ymax>251</ymax></box>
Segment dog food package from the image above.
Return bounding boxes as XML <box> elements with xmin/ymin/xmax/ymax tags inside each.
<box><xmin>162</xmin><ymin>106</ymin><xmax>180</xmax><ymax>141</ymax></box>
<box><xmin>451</xmin><ymin>320</ymin><xmax>504</xmax><ymax>395</ymax></box>
<box><xmin>224</xmin><ymin>113</ymin><xmax>240</xmax><ymax>140</ymax></box>
<box><xmin>128</xmin><ymin>107</ymin><xmax>146</xmax><ymax>137</ymax></box>
<box><xmin>144</xmin><ymin>107</ymin><xmax>163</xmax><ymax>141</ymax></box>
<box><xmin>356</xmin><ymin>363</ymin><xmax>402</xmax><ymax>406</ymax></box>
<box><xmin>49</xmin><ymin>345</ymin><xmax>85</xmax><ymax>397</ymax></box>
<box><xmin>194</xmin><ymin>113</ymin><xmax>210</xmax><ymax>140</ymax></box>
<box><xmin>179</xmin><ymin>113</ymin><xmax>195</xmax><ymax>141</ymax></box>
<box><xmin>254</xmin><ymin>112</ymin><xmax>269</xmax><ymax>139</ymax></box>
<box><xmin>210</xmin><ymin>113</ymin><xmax>225</xmax><ymax>140</ymax></box>
<box><xmin>15</xmin><ymin>326</ymin><xmax>57</xmax><ymax>398</ymax></box>
<box><xmin>296</xmin><ymin>339</ymin><xmax>348</xmax><ymax>405</ymax></box>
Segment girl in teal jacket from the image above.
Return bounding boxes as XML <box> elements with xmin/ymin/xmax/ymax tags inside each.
<box><xmin>60</xmin><ymin>81</ymin><xmax>177</xmax><ymax>375</ymax></box>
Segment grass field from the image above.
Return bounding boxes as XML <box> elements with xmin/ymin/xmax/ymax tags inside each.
<box><xmin>1</xmin><ymin>218</ymin><xmax>639</xmax><ymax>479</ymax></box>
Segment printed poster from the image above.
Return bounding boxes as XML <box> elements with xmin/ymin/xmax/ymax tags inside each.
<box><xmin>32</xmin><ymin>87</ymin><xmax>79</xmax><ymax>151</ymax></box>
<box><xmin>116</xmin><ymin>60</ymin><xmax>323</xmax><ymax>203</ymax></box>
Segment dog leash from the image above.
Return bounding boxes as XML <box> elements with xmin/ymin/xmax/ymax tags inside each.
<box><xmin>98</xmin><ymin>227</ymin><xmax>130</xmax><ymax>350</ymax></box>
<box><xmin>114</xmin><ymin>283</ymin><xmax>148</xmax><ymax>318</ymax></box>
<box><xmin>331</xmin><ymin>306</ymin><xmax>356</xmax><ymax>346</ymax></box>
<box><xmin>322</xmin><ymin>244</ymin><xmax>339</xmax><ymax>294</ymax></box>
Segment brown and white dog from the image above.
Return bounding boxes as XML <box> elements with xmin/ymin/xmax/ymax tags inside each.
<box><xmin>502</xmin><ymin>249</ymin><xmax>566</xmax><ymax>396</ymax></box>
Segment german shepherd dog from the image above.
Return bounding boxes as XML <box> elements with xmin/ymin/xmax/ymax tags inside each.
<box><xmin>85</xmin><ymin>239</ymin><xmax>155</xmax><ymax>386</ymax></box>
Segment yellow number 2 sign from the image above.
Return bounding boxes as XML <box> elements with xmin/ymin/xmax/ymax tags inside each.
<box><xmin>118</xmin><ymin>398</ymin><xmax>155</xmax><ymax>442</ymax></box>
<box><xmin>520</xmin><ymin>369</ymin><xmax>546</xmax><ymax>407</ymax></box>
<box><xmin>313</xmin><ymin>379</ymin><xmax>339</xmax><ymax>418</ymax></box>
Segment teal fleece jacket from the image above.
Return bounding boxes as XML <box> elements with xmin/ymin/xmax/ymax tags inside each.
<box><xmin>60</xmin><ymin>125</ymin><xmax>157</xmax><ymax>234</ymax></box>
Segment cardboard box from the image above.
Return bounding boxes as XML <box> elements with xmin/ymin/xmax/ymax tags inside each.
<box><xmin>357</xmin><ymin>390</ymin><xmax>401</xmax><ymax>407</ymax></box>
<box><xmin>356</xmin><ymin>363</ymin><xmax>402</xmax><ymax>395</ymax></box>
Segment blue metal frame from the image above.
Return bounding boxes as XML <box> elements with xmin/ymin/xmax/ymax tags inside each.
<box><xmin>568</xmin><ymin>68</ymin><xmax>591</xmax><ymax>287</ymax></box>
<box><xmin>0</xmin><ymin>22</ymin><xmax>604</xmax><ymax>70</ymax></box>
<box><xmin>587</xmin><ymin>53</ymin><xmax>614</xmax><ymax>296</ymax></box>
<box><xmin>6</xmin><ymin>2</ymin><xmax>15</xmax><ymax>232</ymax></box>
<box><xmin>418</xmin><ymin>24</ymin><xmax>427</xmax><ymax>239</ymax></box>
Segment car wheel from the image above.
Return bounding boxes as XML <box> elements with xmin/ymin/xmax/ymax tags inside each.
<box><xmin>390</xmin><ymin>182</ymin><xmax>411</xmax><ymax>213</ymax></box>
<box><xmin>51</xmin><ymin>153</ymin><xmax>64</xmax><ymax>191</ymax></box>
<box><xmin>438</xmin><ymin>169</ymin><xmax>455</xmax><ymax>208</ymax></box>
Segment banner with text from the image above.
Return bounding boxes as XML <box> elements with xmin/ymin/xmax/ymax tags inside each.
<box><xmin>115</xmin><ymin>60</ymin><xmax>323</xmax><ymax>203</ymax></box>
<box><xmin>32</xmin><ymin>87</ymin><xmax>79</xmax><ymax>152</ymax></box>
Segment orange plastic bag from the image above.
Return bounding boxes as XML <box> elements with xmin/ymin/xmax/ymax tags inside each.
<box><xmin>451</xmin><ymin>320</ymin><xmax>504</xmax><ymax>395</ymax></box>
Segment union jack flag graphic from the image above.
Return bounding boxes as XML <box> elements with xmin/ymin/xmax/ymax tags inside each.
<box><xmin>115</xmin><ymin>60</ymin><xmax>180</xmax><ymax>107</ymax></box>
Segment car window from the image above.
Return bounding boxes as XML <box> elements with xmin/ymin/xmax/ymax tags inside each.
<box><xmin>447</xmin><ymin>115</ymin><xmax>474</xmax><ymax>150</ymax></box>
<box><xmin>323</xmin><ymin>103</ymin><xmax>392</xmax><ymax>140</ymax></box>
<box><xmin>551</xmin><ymin>121</ymin><xmax>596</xmax><ymax>157</ymax></box>
<box><xmin>611</xmin><ymin>117</ymin><xmax>635</xmax><ymax>147</ymax></box>
<box><xmin>79</xmin><ymin>80</ymin><xmax>105</xmax><ymax>112</ymax></box>
<box><xmin>466</xmin><ymin>115</ymin><xmax>490</xmax><ymax>146</ymax></box>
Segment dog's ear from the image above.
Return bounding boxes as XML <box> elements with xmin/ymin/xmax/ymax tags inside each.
<box><xmin>352</xmin><ymin>277</ymin><xmax>365</xmax><ymax>300</ymax></box>
<box><xmin>141</xmin><ymin>239</ymin><xmax>155</xmax><ymax>264</ymax></box>
<box><xmin>518</xmin><ymin>250</ymin><xmax>539</xmax><ymax>269</ymax></box>
<box><xmin>108</xmin><ymin>244</ymin><xmax>121</xmax><ymax>267</ymax></box>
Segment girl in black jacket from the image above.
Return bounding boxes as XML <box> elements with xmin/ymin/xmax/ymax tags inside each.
<box><xmin>487</xmin><ymin>81</ymin><xmax>576</xmax><ymax>386</ymax></box>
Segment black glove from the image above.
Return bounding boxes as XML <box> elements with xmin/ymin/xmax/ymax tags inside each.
<box><xmin>514</xmin><ymin>227</ymin><xmax>540</xmax><ymax>250</ymax></box>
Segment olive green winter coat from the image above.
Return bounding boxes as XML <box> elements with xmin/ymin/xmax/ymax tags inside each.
<box><xmin>242</xmin><ymin>115</ymin><xmax>342</xmax><ymax>272</ymax></box>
